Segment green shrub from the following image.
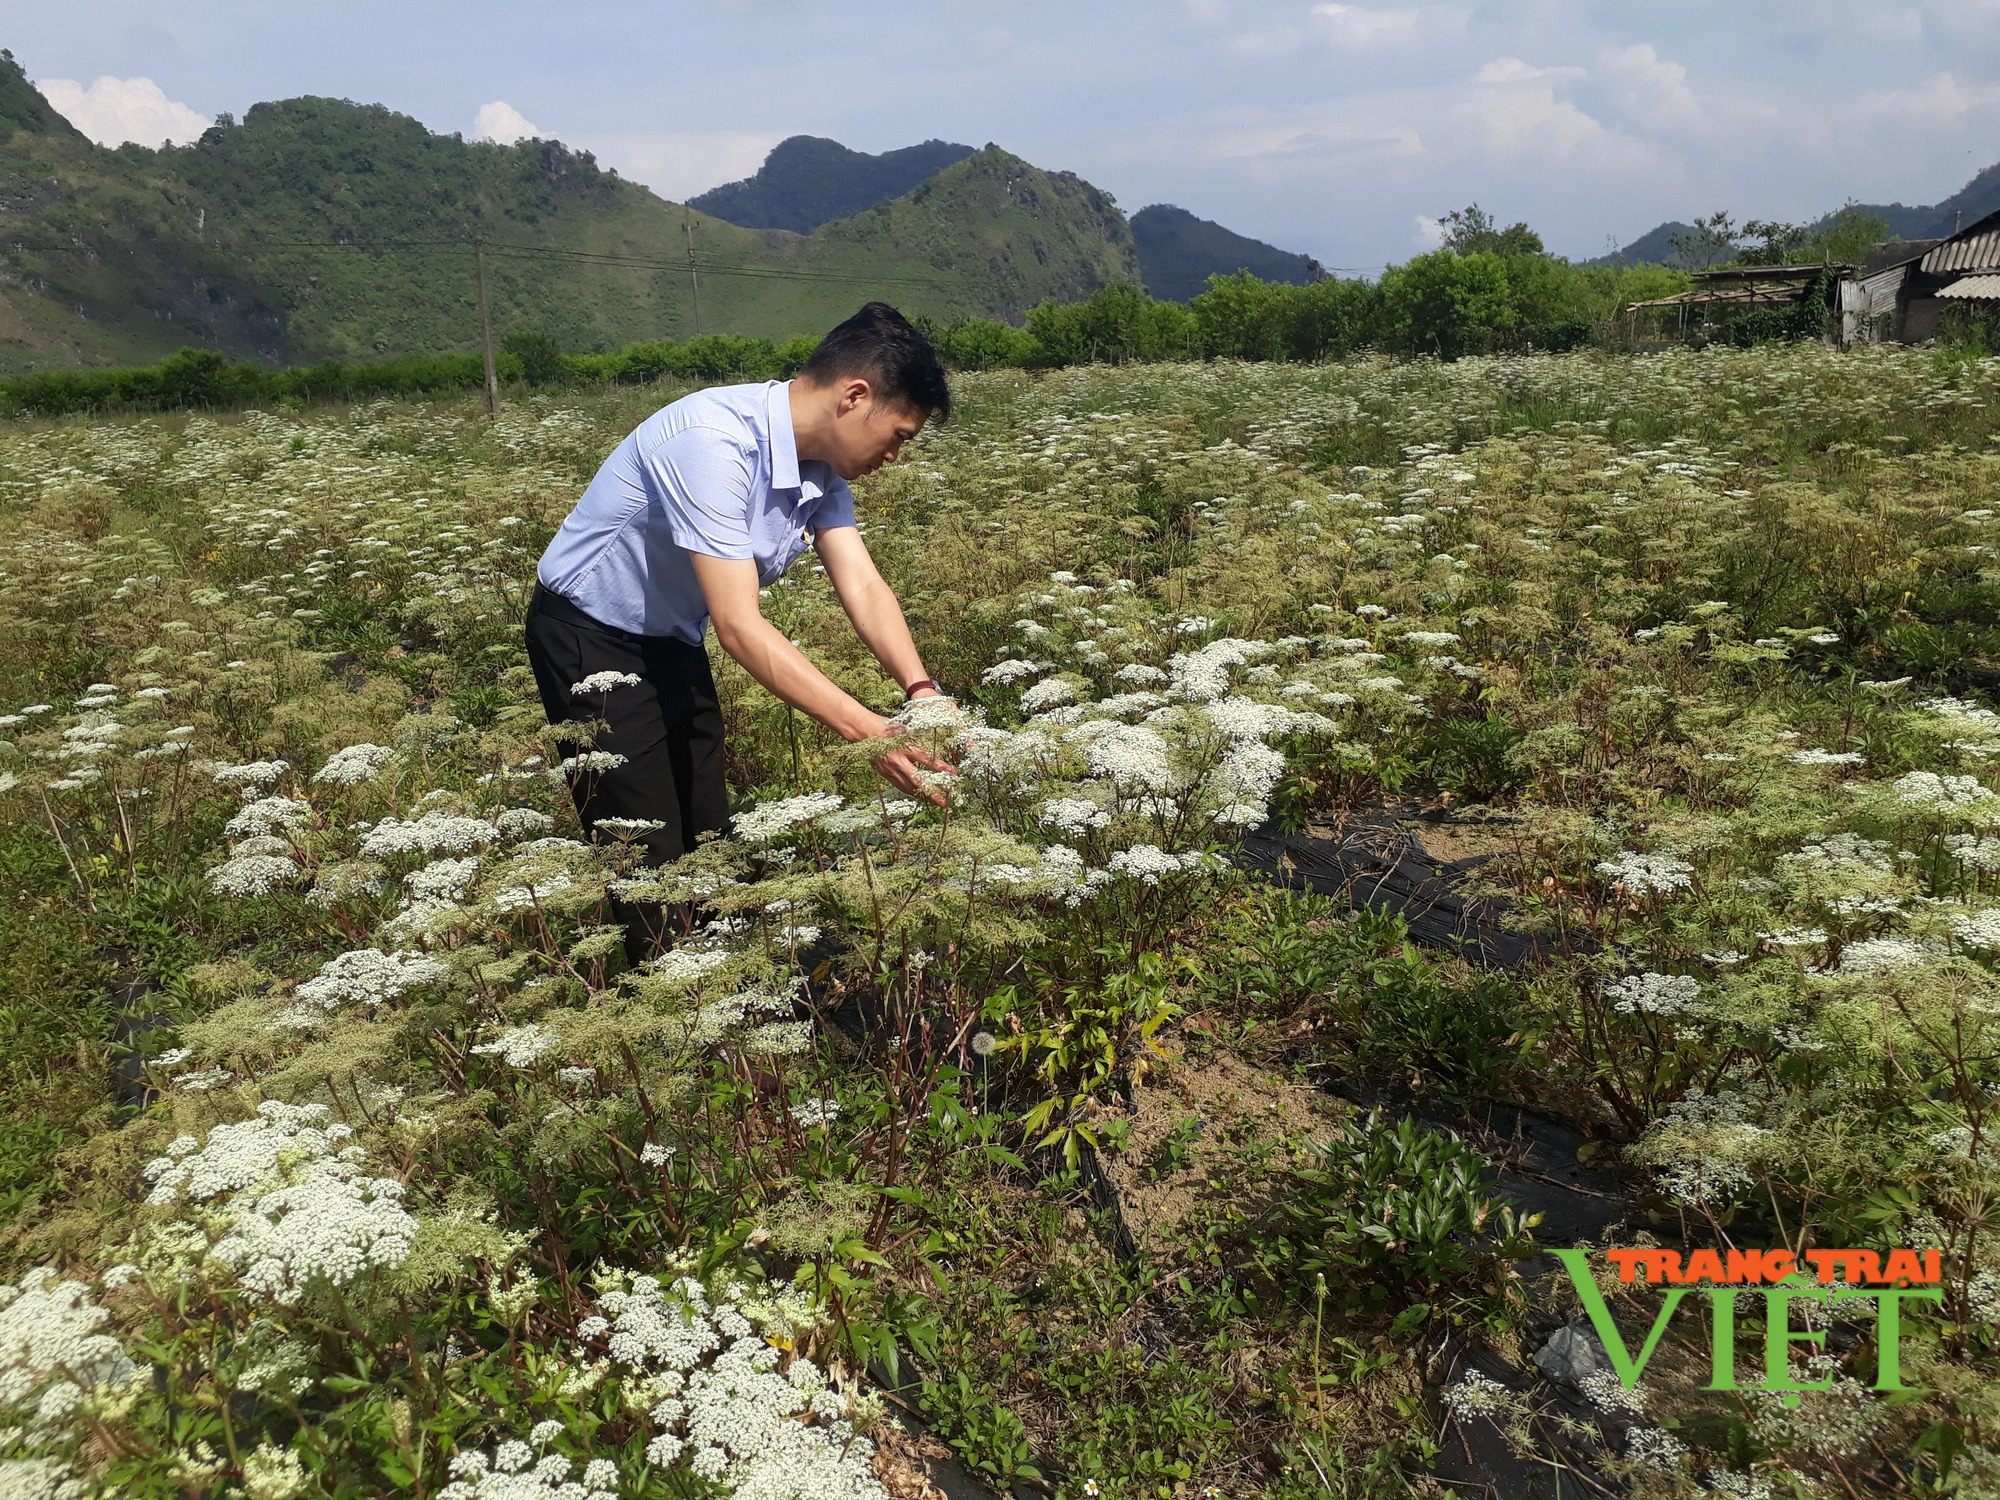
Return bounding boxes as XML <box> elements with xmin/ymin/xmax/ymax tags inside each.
<box><xmin>500</xmin><ymin>330</ymin><xmax>567</xmax><ymax>384</ymax></box>
<box><xmin>1024</xmin><ymin>283</ymin><xmax>1197</xmax><ymax>366</ymax></box>
<box><xmin>931</xmin><ymin>317</ymin><xmax>1038</xmax><ymax>370</ymax></box>
<box><xmin>1268</xmin><ymin>1111</ymin><xmax>1536</xmax><ymax>1310</ymax></box>
<box><xmin>1377</xmin><ymin>250</ymin><xmax>1519</xmax><ymax>358</ymax></box>
<box><xmin>1412</xmin><ymin>712</ymin><xmax>1527</xmax><ymax>800</ymax></box>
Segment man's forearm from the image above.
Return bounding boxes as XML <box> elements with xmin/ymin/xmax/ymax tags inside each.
<box><xmin>713</xmin><ymin>613</ymin><xmax>884</xmax><ymax>741</ymax></box>
<box><xmin>841</xmin><ymin>572</ymin><xmax>932</xmax><ymax>693</ymax></box>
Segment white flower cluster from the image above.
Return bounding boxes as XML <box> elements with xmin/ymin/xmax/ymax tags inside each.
<box><xmin>1788</xmin><ymin>748</ymin><xmax>1865</xmax><ymax>767</ymax></box>
<box><xmin>0</xmin><ymin>1268</ymin><xmax>136</xmax><ymax>1429</ymax></box>
<box><xmin>1946</xmin><ymin>834</ymin><xmax>2000</xmax><ymax>871</ymax></box>
<box><xmin>892</xmin><ymin>697</ymin><xmax>968</xmax><ymax>734</ymax></box>
<box><xmin>1038</xmin><ymin>796</ymin><xmax>1110</xmax><ymax>836</ymax></box>
<box><xmin>214</xmin><ymin>760</ymin><xmax>291</xmax><ymax>788</ymax></box>
<box><xmin>1017</xmin><ymin>677</ymin><xmax>1078</xmax><ymax>712</ymax></box>
<box><xmin>1210</xmin><ymin>738</ymin><xmax>1288</xmax><ymax>826</ymax></box>
<box><xmin>1442</xmin><ymin>1368</ymin><xmax>1514</xmax><ymax>1420</ymax></box>
<box><xmin>275</xmin><ymin>947</ymin><xmax>450</xmax><ymax>1028</ymax></box>
<box><xmin>1166</xmin><ymin>638</ymin><xmax>1275</xmax><ymax>701</ymax></box>
<box><xmin>1632</xmin><ymin>1089</ymin><xmax>1774</xmax><ymax>1208</ymax></box>
<box><xmin>571</xmin><ymin>671</ymin><xmax>642</xmax><ymax>696</ymax></box>
<box><xmin>313</xmin><ymin>742</ymin><xmax>394</xmax><ymax>786</ymax></box>
<box><xmin>583</xmin><ymin>1272</ymin><xmax>883</xmax><ymax>1500</ymax></box>
<box><xmin>1835</xmin><ymin>936</ymin><xmax>1931</xmax><ymax>974</ymax></box>
<box><xmin>142</xmin><ymin>1102</ymin><xmax>416</xmax><ymax>1304</ymax></box>
<box><xmin>1952</xmin><ymin>908</ymin><xmax>2000</xmax><ymax>950</ymax></box>
<box><xmin>1623</xmin><ymin>1426</ymin><xmax>1687</xmax><ymax>1470</ymax></box>
<box><xmin>981</xmin><ymin>659</ymin><xmax>1050</xmax><ymax>686</ymax></box>
<box><xmin>1579</xmin><ymin>1370</ymin><xmax>1646</xmax><ymax>1416</ymax></box>
<box><xmin>1595</xmin><ymin>851</ymin><xmax>1693</xmax><ymax>895</ymax></box>
<box><xmin>471</xmin><ymin>1023</ymin><xmax>560</xmax><ymax>1068</ymax></box>
<box><xmin>1072</xmin><ymin>720</ymin><xmax>1179</xmax><ymax>793</ymax></box>
<box><xmin>409</xmin><ymin>856</ymin><xmax>481</xmax><ymax>901</ymax></box>
<box><xmin>1703</xmin><ymin>1470</ymin><xmax>1773</xmax><ymax>1500</ymax></box>
<box><xmin>790</xmin><ymin>1098</ymin><xmax>840</xmax><ymax>1128</ymax></box>
<box><xmin>731</xmin><ymin>793</ymin><xmax>844</xmax><ymax>844</ymax></box>
<box><xmin>226</xmin><ymin>797</ymin><xmax>314</xmax><ymax>839</ymax></box>
<box><xmin>441</xmin><ymin>1442</ymin><xmax>618</xmax><ymax>1500</ymax></box>
<box><xmin>1607</xmin><ymin>971</ymin><xmax>1701</xmax><ymax>1017</ymax></box>
<box><xmin>1892</xmin><ymin>771</ymin><xmax>2000</xmax><ymax>824</ymax></box>
<box><xmin>560</xmin><ymin>752</ymin><xmax>629</xmax><ymax>775</ymax></box>
<box><xmin>1921</xmin><ymin>696</ymin><xmax>2000</xmax><ymax>758</ymax></box>
<box><xmin>1105</xmin><ymin>844</ymin><xmax>1212</xmax><ymax>886</ymax></box>
<box><xmin>210</xmin><ymin>852</ymin><xmax>300</xmax><ymax>897</ymax></box>
<box><xmin>361</xmin><ymin>811</ymin><xmax>501</xmax><ymax>858</ymax></box>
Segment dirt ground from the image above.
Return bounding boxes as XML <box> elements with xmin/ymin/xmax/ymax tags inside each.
<box><xmin>1098</xmin><ymin>1040</ymin><xmax>1344</xmax><ymax>1257</ymax></box>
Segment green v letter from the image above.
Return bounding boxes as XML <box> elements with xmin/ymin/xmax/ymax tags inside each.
<box><xmin>1551</xmin><ymin>1248</ymin><xmax>1692</xmax><ymax>1388</ymax></box>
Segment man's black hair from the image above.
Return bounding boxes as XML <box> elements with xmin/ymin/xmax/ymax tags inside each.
<box><xmin>801</xmin><ymin>302</ymin><xmax>952</xmax><ymax>423</ymax></box>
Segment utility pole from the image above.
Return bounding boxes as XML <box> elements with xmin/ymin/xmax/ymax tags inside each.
<box><xmin>683</xmin><ymin>211</ymin><xmax>702</xmax><ymax>337</ymax></box>
<box><xmin>474</xmin><ymin>238</ymin><xmax>500</xmax><ymax>418</ymax></box>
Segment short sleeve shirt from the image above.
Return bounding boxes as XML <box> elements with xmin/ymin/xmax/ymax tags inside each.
<box><xmin>536</xmin><ymin>379</ymin><xmax>856</xmax><ymax>642</ymax></box>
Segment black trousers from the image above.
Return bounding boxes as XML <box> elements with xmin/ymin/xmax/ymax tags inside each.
<box><xmin>523</xmin><ymin>584</ymin><xmax>729</xmax><ymax>961</ymax></box>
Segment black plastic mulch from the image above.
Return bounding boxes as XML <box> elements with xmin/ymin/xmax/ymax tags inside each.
<box><xmin>1237</xmin><ymin>815</ymin><xmax>1567</xmax><ymax>970</ymax></box>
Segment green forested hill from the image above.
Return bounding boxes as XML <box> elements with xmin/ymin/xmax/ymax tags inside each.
<box><xmin>689</xmin><ymin>135</ymin><xmax>975</xmax><ymax>233</ymax></box>
<box><xmin>0</xmin><ymin>57</ymin><xmax>1144</xmax><ymax>373</ymax></box>
<box><xmin>815</xmin><ymin>146</ymin><xmax>1140</xmax><ymax>322</ymax></box>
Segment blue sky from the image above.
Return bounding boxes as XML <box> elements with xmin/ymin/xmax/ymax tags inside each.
<box><xmin>16</xmin><ymin>1</ymin><xmax>2000</xmax><ymax>269</ymax></box>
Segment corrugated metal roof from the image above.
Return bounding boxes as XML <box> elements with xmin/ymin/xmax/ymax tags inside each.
<box><xmin>1939</xmin><ymin>273</ymin><xmax>2000</xmax><ymax>300</ymax></box>
<box><xmin>1922</xmin><ymin>232</ymin><xmax>2000</xmax><ymax>274</ymax></box>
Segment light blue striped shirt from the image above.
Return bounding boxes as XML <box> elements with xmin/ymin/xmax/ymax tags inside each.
<box><xmin>537</xmin><ymin>379</ymin><xmax>855</xmax><ymax>642</ymax></box>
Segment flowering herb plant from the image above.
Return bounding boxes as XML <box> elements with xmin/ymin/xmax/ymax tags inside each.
<box><xmin>0</xmin><ymin>346</ymin><xmax>1999</xmax><ymax>1496</ymax></box>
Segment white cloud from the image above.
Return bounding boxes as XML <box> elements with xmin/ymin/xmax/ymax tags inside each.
<box><xmin>1230</xmin><ymin>3</ymin><xmax>1460</xmax><ymax>57</ymax></box>
<box><xmin>1473</xmin><ymin>56</ymin><xmax>1585</xmax><ymax>86</ymax></box>
<box><xmin>577</xmin><ymin>130</ymin><xmax>789</xmax><ymax>202</ymax></box>
<box><xmin>1412</xmin><ymin>213</ymin><xmax>1446</xmax><ymax>247</ymax></box>
<box><xmin>1310</xmin><ymin>4</ymin><xmax>1432</xmax><ymax>47</ymax></box>
<box><xmin>1596</xmin><ymin>44</ymin><xmax>1707</xmax><ymax>132</ymax></box>
<box><xmin>1854</xmin><ymin>70</ymin><xmax>2000</xmax><ymax>124</ymax></box>
<box><xmin>472</xmin><ymin>100</ymin><xmax>543</xmax><ymax>144</ymax></box>
<box><xmin>38</xmin><ymin>75</ymin><xmax>209</xmax><ymax>148</ymax></box>
<box><xmin>1208</xmin><ymin>112</ymin><xmax>1424</xmax><ymax>161</ymax></box>
<box><xmin>1459</xmin><ymin>57</ymin><xmax>1608</xmax><ymax>157</ymax></box>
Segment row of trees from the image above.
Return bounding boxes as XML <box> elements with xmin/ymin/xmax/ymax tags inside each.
<box><xmin>924</xmin><ymin>209</ymin><xmax>1684</xmax><ymax>366</ymax></box>
<box><xmin>0</xmin><ymin>335</ymin><xmax>825</xmax><ymax>418</ymax></box>
<box><xmin>22</xmin><ymin>202</ymin><xmax>1894</xmax><ymax>416</ymax></box>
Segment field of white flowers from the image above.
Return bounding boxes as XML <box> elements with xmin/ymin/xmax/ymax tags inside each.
<box><xmin>2</xmin><ymin>344</ymin><xmax>2000</xmax><ymax>1499</ymax></box>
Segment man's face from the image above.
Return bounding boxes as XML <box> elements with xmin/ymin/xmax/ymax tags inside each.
<box><xmin>829</xmin><ymin>384</ymin><xmax>926</xmax><ymax>480</ymax></box>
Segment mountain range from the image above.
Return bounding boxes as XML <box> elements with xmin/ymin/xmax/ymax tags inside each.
<box><xmin>0</xmin><ymin>52</ymin><xmax>1323</xmax><ymax>375</ymax></box>
<box><xmin>688</xmin><ymin>136</ymin><xmax>977</xmax><ymax>234</ymax></box>
<box><xmin>1598</xmin><ymin>162</ymin><xmax>2000</xmax><ymax>268</ymax></box>
<box><xmin>688</xmin><ymin>136</ymin><xmax>1322</xmax><ymax>300</ymax></box>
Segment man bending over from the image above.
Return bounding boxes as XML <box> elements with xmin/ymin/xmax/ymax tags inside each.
<box><xmin>525</xmin><ymin>302</ymin><xmax>953</xmax><ymax>960</ymax></box>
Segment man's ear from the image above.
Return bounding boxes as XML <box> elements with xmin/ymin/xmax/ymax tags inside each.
<box><xmin>835</xmin><ymin>377</ymin><xmax>873</xmax><ymax>415</ymax></box>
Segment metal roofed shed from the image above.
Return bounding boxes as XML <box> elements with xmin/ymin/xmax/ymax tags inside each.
<box><xmin>1623</xmin><ymin>264</ymin><xmax>1846</xmax><ymax>345</ymax></box>
<box><xmin>1836</xmin><ymin>208</ymin><xmax>2000</xmax><ymax>343</ymax></box>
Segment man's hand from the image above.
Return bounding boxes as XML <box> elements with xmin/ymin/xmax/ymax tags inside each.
<box><xmin>871</xmin><ymin>729</ymin><xmax>956</xmax><ymax>804</ymax></box>
<box><xmin>867</xmin><ymin>694</ymin><xmax>957</xmax><ymax>804</ymax></box>
<box><xmin>689</xmin><ymin>551</ymin><xmax>957</xmax><ymax>804</ymax></box>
